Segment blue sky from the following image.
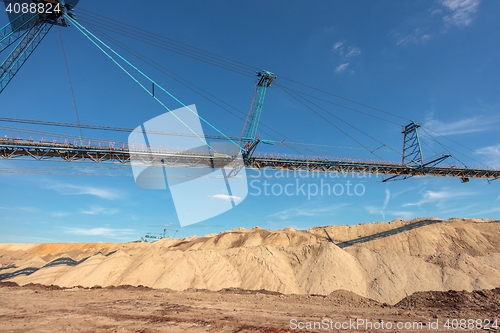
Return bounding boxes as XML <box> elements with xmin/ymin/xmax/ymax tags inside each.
<box><xmin>1</xmin><ymin>0</ymin><xmax>499</xmax><ymax>243</ymax></box>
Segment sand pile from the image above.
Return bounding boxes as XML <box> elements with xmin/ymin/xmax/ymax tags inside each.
<box><xmin>1</xmin><ymin>218</ymin><xmax>499</xmax><ymax>304</ymax></box>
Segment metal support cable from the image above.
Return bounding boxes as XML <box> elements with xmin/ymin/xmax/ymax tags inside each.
<box><xmin>0</xmin><ymin>13</ymin><xmax>38</xmax><ymax>49</ymax></box>
<box><xmin>277</xmin><ymin>84</ymin><xmax>385</xmax><ymax>160</ymax></box>
<box><xmin>279</xmin><ymin>76</ymin><xmax>410</xmax><ymax>122</ymax></box>
<box><xmin>75</xmin><ymin>12</ymin><xmax>254</xmax><ymax>78</ymax></box>
<box><xmin>421</xmin><ymin>126</ymin><xmax>500</xmax><ymax>167</ymax></box>
<box><xmin>75</xmin><ymin>22</ymin><xmax>253</xmax><ymax>129</ymax></box>
<box><xmin>0</xmin><ymin>21</ymin><xmax>52</xmax><ymax>93</ymax></box>
<box><xmin>70</xmin><ymin>19</ymin><xmax>329</xmax><ymax>157</ymax></box>
<box><xmin>74</xmin><ymin>8</ymin><xmax>413</xmax><ymax>130</ymax></box>
<box><xmin>278</xmin><ymin>83</ymin><xmax>400</xmax><ymax>154</ymax></box>
<box><xmin>66</xmin><ymin>16</ymin><xmax>210</xmax><ymax>149</ymax></box>
<box><xmin>75</xmin><ymin>8</ymin><xmax>259</xmax><ymax>73</ymax></box>
<box><xmin>0</xmin><ymin>117</ymin><xmax>238</xmax><ymax>141</ymax></box>
<box><xmin>73</xmin><ymin>8</ymin><xmax>410</xmax><ymax>130</ymax></box>
<box><xmin>276</xmin><ymin>83</ymin><xmax>402</xmax><ymax>126</ymax></box>
<box><xmin>66</xmin><ymin>15</ymin><xmax>243</xmax><ymax>152</ymax></box>
<box><xmin>419</xmin><ymin>128</ymin><xmax>474</xmax><ymax>168</ymax></box>
<box><xmin>77</xmin><ymin>21</ymin><xmax>318</xmax><ymax>156</ymax></box>
<box><xmin>58</xmin><ymin>25</ymin><xmax>82</xmax><ymax>140</ymax></box>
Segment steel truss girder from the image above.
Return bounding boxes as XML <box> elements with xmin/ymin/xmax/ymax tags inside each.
<box><xmin>247</xmin><ymin>157</ymin><xmax>500</xmax><ymax>180</ymax></box>
<box><xmin>0</xmin><ymin>13</ymin><xmax>38</xmax><ymax>53</ymax></box>
<box><xmin>0</xmin><ymin>21</ymin><xmax>52</xmax><ymax>93</ymax></box>
<box><xmin>0</xmin><ymin>143</ymin><xmax>232</xmax><ymax>168</ymax></box>
<box><xmin>1</xmin><ymin>142</ymin><xmax>499</xmax><ymax>179</ymax></box>
<box><xmin>402</xmin><ymin>121</ymin><xmax>424</xmax><ymax>166</ymax></box>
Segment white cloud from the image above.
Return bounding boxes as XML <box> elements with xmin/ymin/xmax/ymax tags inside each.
<box><xmin>395</xmin><ymin>30</ymin><xmax>432</xmax><ymax>46</ymax></box>
<box><xmin>332</xmin><ymin>42</ymin><xmax>343</xmax><ymax>52</ymax></box>
<box><xmin>47</xmin><ymin>183</ymin><xmax>123</xmax><ymax>200</ymax></box>
<box><xmin>388</xmin><ymin>211</ymin><xmax>415</xmax><ymax>220</ymax></box>
<box><xmin>365</xmin><ymin>189</ymin><xmax>391</xmax><ymax>219</ymax></box>
<box><xmin>332</xmin><ymin>42</ymin><xmax>360</xmax><ymax>74</ymax></box>
<box><xmin>345</xmin><ymin>46</ymin><xmax>361</xmax><ymax>58</ymax></box>
<box><xmin>393</xmin><ymin>0</ymin><xmax>480</xmax><ymax>46</ymax></box>
<box><xmin>80</xmin><ymin>206</ymin><xmax>120</xmax><ymax>215</ymax></box>
<box><xmin>366</xmin><ymin>208</ymin><xmax>414</xmax><ymax>220</ymax></box>
<box><xmin>403</xmin><ymin>190</ymin><xmax>471</xmax><ymax>207</ymax></box>
<box><xmin>476</xmin><ymin>144</ymin><xmax>500</xmax><ymax>160</ymax></box>
<box><xmin>210</xmin><ymin>194</ymin><xmax>242</xmax><ymax>202</ymax></box>
<box><xmin>63</xmin><ymin>227</ymin><xmax>135</xmax><ymax>237</ymax></box>
<box><xmin>0</xmin><ymin>206</ymin><xmax>38</xmax><ymax>212</ymax></box>
<box><xmin>431</xmin><ymin>8</ymin><xmax>444</xmax><ymax>15</ymax></box>
<box><xmin>383</xmin><ymin>189</ymin><xmax>391</xmax><ymax>208</ymax></box>
<box><xmin>334</xmin><ymin>63</ymin><xmax>349</xmax><ymax>73</ymax></box>
<box><xmin>422</xmin><ymin>113</ymin><xmax>498</xmax><ymax>136</ymax></box>
<box><xmin>440</xmin><ymin>0</ymin><xmax>481</xmax><ymax>27</ymax></box>
<box><xmin>332</xmin><ymin>42</ymin><xmax>361</xmax><ymax>58</ymax></box>
<box><xmin>50</xmin><ymin>212</ymin><xmax>70</xmax><ymax>218</ymax></box>
<box><xmin>269</xmin><ymin>204</ymin><xmax>346</xmax><ymax>221</ymax></box>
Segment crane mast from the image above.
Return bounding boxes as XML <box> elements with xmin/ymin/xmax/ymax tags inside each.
<box><xmin>240</xmin><ymin>70</ymin><xmax>276</xmax><ymax>160</ymax></box>
<box><xmin>0</xmin><ymin>0</ymin><xmax>77</xmax><ymax>93</ymax></box>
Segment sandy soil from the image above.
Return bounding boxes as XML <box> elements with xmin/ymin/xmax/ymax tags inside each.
<box><xmin>0</xmin><ymin>282</ymin><xmax>498</xmax><ymax>332</ymax></box>
<box><xmin>2</xmin><ymin>218</ymin><xmax>500</xmax><ymax>305</ymax></box>
<box><xmin>1</xmin><ymin>218</ymin><xmax>500</xmax><ymax>332</ymax></box>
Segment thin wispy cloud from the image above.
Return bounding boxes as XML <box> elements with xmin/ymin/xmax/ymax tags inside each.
<box><xmin>383</xmin><ymin>189</ymin><xmax>391</xmax><ymax>208</ymax></box>
<box><xmin>269</xmin><ymin>204</ymin><xmax>346</xmax><ymax>221</ymax></box>
<box><xmin>47</xmin><ymin>183</ymin><xmax>123</xmax><ymax>200</ymax></box>
<box><xmin>388</xmin><ymin>211</ymin><xmax>415</xmax><ymax>220</ymax></box>
<box><xmin>50</xmin><ymin>207</ymin><xmax>120</xmax><ymax>218</ymax></box>
<box><xmin>334</xmin><ymin>63</ymin><xmax>349</xmax><ymax>73</ymax></box>
<box><xmin>422</xmin><ymin>113</ymin><xmax>497</xmax><ymax>136</ymax></box>
<box><xmin>469</xmin><ymin>206</ymin><xmax>500</xmax><ymax>215</ymax></box>
<box><xmin>476</xmin><ymin>144</ymin><xmax>500</xmax><ymax>160</ymax></box>
<box><xmin>394</xmin><ymin>29</ymin><xmax>432</xmax><ymax>46</ymax></box>
<box><xmin>332</xmin><ymin>42</ymin><xmax>361</xmax><ymax>58</ymax></box>
<box><xmin>63</xmin><ymin>227</ymin><xmax>135</xmax><ymax>238</ymax></box>
<box><xmin>210</xmin><ymin>194</ymin><xmax>242</xmax><ymax>202</ymax></box>
<box><xmin>403</xmin><ymin>189</ymin><xmax>472</xmax><ymax>207</ymax></box>
<box><xmin>365</xmin><ymin>208</ymin><xmax>415</xmax><ymax>220</ymax></box>
<box><xmin>440</xmin><ymin>0</ymin><xmax>481</xmax><ymax>27</ymax></box>
<box><xmin>392</xmin><ymin>0</ymin><xmax>481</xmax><ymax>46</ymax></box>
<box><xmin>50</xmin><ymin>212</ymin><xmax>70</xmax><ymax>218</ymax></box>
<box><xmin>346</xmin><ymin>47</ymin><xmax>361</xmax><ymax>58</ymax></box>
<box><xmin>331</xmin><ymin>41</ymin><xmax>360</xmax><ymax>74</ymax></box>
<box><xmin>365</xmin><ymin>189</ymin><xmax>391</xmax><ymax>219</ymax></box>
<box><xmin>80</xmin><ymin>206</ymin><xmax>120</xmax><ymax>216</ymax></box>
<box><xmin>0</xmin><ymin>206</ymin><xmax>38</xmax><ymax>212</ymax></box>
<box><xmin>332</xmin><ymin>42</ymin><xmax>343</xmax><ymax>52</ymax></box>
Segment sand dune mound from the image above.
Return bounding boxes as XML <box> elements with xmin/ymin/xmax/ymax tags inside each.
<box><xmin>167</xmin><ymin>227</ymin><xmax>320</xmax><ymax>251</ymax></box>
<box><xmin>1</xmin><ymin>218</ymin><xmax>499</xmax><ymax>304</ymax></box>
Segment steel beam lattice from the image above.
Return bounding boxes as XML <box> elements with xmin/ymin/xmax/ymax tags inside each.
<box><xmin>0</xmin><ymin>22</ymin><xmax>52</xmax><ymax>93</ymax></box>
<box><xmin>1</xmin><ymin>140</ymin><xmax>499</xmax><ymax>180</ymax></box>
<box><xmin>402</xmin><ymin>121</ymin><xmax>423</xmax><ymax>166</ymax></box>
<box><xmin>241</xmin><ymin>71</ymin><xmax>276</xmax><ymax>143</ymax></box>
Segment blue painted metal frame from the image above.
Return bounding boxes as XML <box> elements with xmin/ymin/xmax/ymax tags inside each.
<box><xmin>0</xmin><ymin>13</ymin><xmax>39</xmax><ymax>53</ymax></box>
<box><xmin>241</xmin><ymin>70</ymin><xmax>276</xmax><ymax>143</ymax></box>
<box><xmin>402</xmin><ymin>121</ymin><xmax>424</xmax><ymax>166</ymax></box>
<box><xmin>0</xmin><ymin>0</ymin><xmax>77</xmax><ymax>94</ymax></box>
<box><xmin>0</xmin><ymin>22</ymin><xmax>52</xmax><ymax>94</ymax></box>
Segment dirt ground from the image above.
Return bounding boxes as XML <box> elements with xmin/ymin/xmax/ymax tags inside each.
<box><xmin>0</xmin><ymin>282</ymin><xmax>498</xmax><ymax>333</ymax></box>
<box><xmin>2</xmin><ymin>219</ymin><xmax>500</xmax><ymax>306</ymax></box>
